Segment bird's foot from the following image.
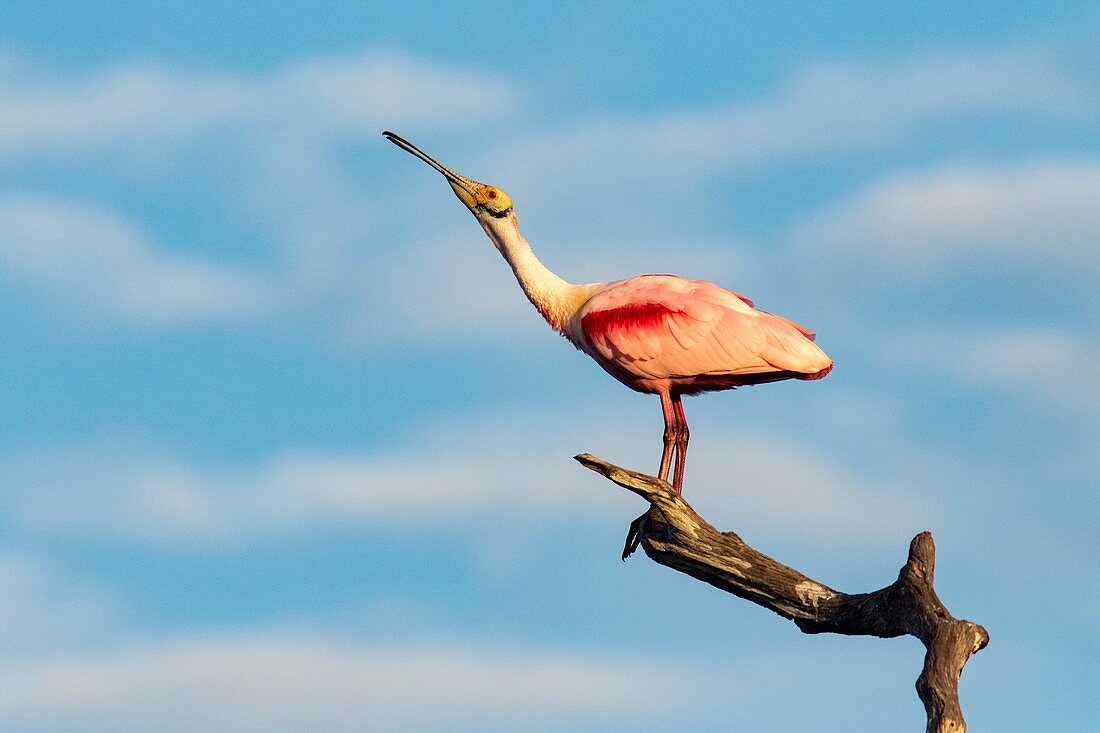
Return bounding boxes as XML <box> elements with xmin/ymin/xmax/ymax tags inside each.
<box><xmin>622</xmin><ymin>511</ymin><xmax>647</xmax><ymax>561</ymax></box>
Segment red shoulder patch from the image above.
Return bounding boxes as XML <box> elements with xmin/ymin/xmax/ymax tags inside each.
<box><xmin>581</xmin><ymin>303</ymin><xmax>677</xmax><ymax>339</ymax></box>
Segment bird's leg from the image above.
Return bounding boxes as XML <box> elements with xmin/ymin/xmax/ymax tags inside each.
<box><xmin>624</xmin><ymin>391</ymin><xmax>678</xmax><ymax>561</ymax></box>
<box><xmin>658</xmin><ymin>391</ymin><xmax>676</xmax><ymax>484</ymax></box>
<box><xmin>671</xmin><ymin>395</ymin><xmax>689</xmax><ymax>494</ymax></box>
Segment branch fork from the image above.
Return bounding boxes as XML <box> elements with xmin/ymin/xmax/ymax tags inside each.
<box><xmin>576</xmin><ymin>453</ymin><xmax>988</xmax><ymax>733</ymax></box>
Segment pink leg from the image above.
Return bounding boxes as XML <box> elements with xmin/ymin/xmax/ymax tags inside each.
<box><xmin>626</xmin><ymin>392</ymin><xmax>678</xmax><ymax>562</ymax></box>
<box><xmin>672</xmin><ymin>395</ymin><xmax>689</xmax><ymax>493</ymax></box>
<box><xmin>657</xmin><ymin>391</ymin><xmax>675</xmax><ymax>485</ymax></box>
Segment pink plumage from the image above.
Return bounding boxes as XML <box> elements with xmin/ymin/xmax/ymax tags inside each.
<box><xmin>383</xmin><ymin>130</ymin><xmax>833</xmax><ymax>497</ymax></box>
<box><xmin>570</xmin><ymin>275</ymin><xmax>831</xmax><ymax>396</ymax></box>
<box><xmin>565</xmin><ymin>275</ymin><xmax>832</xmax><ymax>492</ymax></box>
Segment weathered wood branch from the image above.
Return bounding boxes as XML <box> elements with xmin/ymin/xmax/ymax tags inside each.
<box><xmin>575</xmin><ymin>453</ymin><xmax>988</xmax><ymax>733</ymax></box>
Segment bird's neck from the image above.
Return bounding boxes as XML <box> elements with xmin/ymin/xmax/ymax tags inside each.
<box><xmin>481</xmin><ymin>213</ymin><xmax>589</xmax><ymax>334</ymax></box>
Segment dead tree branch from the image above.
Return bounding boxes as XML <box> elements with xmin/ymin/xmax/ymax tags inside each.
<box><xmin>576</xmin><ymin>453</ymin><xmax>988</xmax><ymax>733</ymax></box>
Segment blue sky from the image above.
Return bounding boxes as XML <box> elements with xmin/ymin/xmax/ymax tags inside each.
<box><xmin>1</xmin><ymin>2</ymin><xmax>1098</xmax><ymax>731</ymax></box>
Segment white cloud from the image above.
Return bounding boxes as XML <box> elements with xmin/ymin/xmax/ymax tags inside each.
<box><xmin>884</xmin><ymin>325</ymin><xmax>1100</xmax><ymax>419</ymax></box>
<box><xmin>959</xmin><ymin>328</ymin><xmax>1097</xmax><ymax>385</ymax></box>
<box><xmin>0</xmin><ymin>553</ymin><xmax>112</xmax><ymax>654</ymax></box>
<box><xmin>793</xmin><ymin>161</ymin><xmax>1100</xmax><ymax>278</ymax></box>
<box><xmin>490</xmin><ymin>51</ymin><xmax>1092</xmax><ymax>198</ymax></box>
<box><xmin>0</xmin><ymin>633</ymin><xmax>712</xmax><ymax>733</ymax></box>
<box><xmin>0</xmin><ymin>51</ymin><xmax>515</xmax><ymax>157</ymax></box>
<box><xmin>0</xmin><ymin>528</ymin><xmax>981</xmax><ymax>733</ymax></box>
<box><xmin>3</xmin><ymin>48</ymin><xmax>1091</xmax><ymax>339</ymax></box>
<box><xmin>10</xmin><ymin>425</ymin><xmax>627</xmax><ymax>544</ymax></box>
<box><xmin>362</xmin><ymin>231</ymin><xmax>535</xmax><ymax>339</ymax></box>
<box><xmin>282</xmin><ymin>53</ymin><xmax>517</xmax><ymax>134</ymax></box>
<box><xmin>686</xmin><ymin>435</ymin><xmax>928</xmax><ymax>547</ymax></box>
<box><xmin>328</xmin><ymin>220</ymin><xmax>761</xmax><ymax>353</ymax></box>
<box><xmin>0</xmin><ymin>65</ymin><xmax>253</xmax><ymax>156</ymax></box>
<box><xmin>0</xmin><ymin>196</ymin><xmax>268</xmax><ymax>324</ymax></box>
<box><xmin>0</xmin><ymin>51</ymin><xmax>520</xmax><ymax>334</ymax></box>
<box><xmin>10</xmin><ymin>408</ymin><xmax>931</xmax><ymax>549</ymax></box>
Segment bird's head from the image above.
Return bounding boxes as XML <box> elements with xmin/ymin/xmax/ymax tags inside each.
<box><xmin>382</xmin><ymin>131</ymin><xmax>513</xmax><ymax>220</ymax></box>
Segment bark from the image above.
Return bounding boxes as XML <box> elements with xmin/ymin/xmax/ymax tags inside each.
<box><xmin>576</xmin><ymin>453</ymin><xmax>988</xmax><ymax>733</ymax></box>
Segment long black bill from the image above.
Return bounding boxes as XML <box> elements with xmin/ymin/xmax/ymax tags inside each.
<box><xmin>382</xmin><ymin>130</ymin><xmax>468</xmax><ymax>184</ymax></box>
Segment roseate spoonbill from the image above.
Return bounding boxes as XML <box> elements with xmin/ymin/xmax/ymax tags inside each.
<box><xmin>383</xmin><ymin>131</ymin><xmax>832</xmax><ymax>495</ymax></box>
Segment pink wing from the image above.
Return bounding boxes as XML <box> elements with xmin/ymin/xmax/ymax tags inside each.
<box><xmin>571</xmin><ymin>275</ymin><xmax>831</xmax><ymax>388</ymax></box>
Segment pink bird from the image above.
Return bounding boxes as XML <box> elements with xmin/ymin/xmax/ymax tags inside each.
<box><xmin>384</xmin><ymin>131</ymin><xmax>832</xmax><ymax>495</ymax></box>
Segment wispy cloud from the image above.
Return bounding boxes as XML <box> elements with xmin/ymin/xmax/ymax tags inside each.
<box><xmin>0</xmin><ymin>543</ymin><xmax>994</xmax><ymax>733</ymax></box>
<box><xmin>793</xmin><ymin>161</ymin><xmax>1100</xmax><ymax>279</ymax></box>
<box><xmin>0</xmin><ymin>633</ymin><xmax>713</xmax><ymax>733</ymax></box>
<box><xmin>685</xmin><ymin>435</ymin><xmax>927</xmax><ymax>546</ymax></box>
<box><xmin>8</xmin><ymin>409</ymin><xmax>931</xmax><ymax>548</ymax></box>
<box><xmin>369</xmin><ymin>44</ymin><xmax>1097</xmax><ymax>345</ymax></box>
<box><xmin>0</xmin><ymin>196</ymin><xmax>268</xmax><ymax>325</ymax></box>
<box><xmin>879</xmin><ymin>325</ymin><xmax>1100</xmax><ymax>421</ymax></box>
<box><xmin>3</xmin><ymin>47</ymin><xmax>1093</xmax><ymax>339</ymax></box>
<box><xmin>0</xmin><ymin>553</ymin><xmax>112</xmax><ymax>654</ymax></box>
<box><xmin>492</xmin><ymin>50</ymin><xmax>1093</xmax><ymax>199</ymax></box>
<box><xmin>0</xmin><ymin>51</ymin><xmax>516</xmax><ymax>158</ymax></box>
<box><xmin>0</xmin><ymin>50</ymin><xmax>522</xmax><ymax>335</ymax></box>
<box><xmin>0</xmin><ymin>63</ymin><xmax>252</xmax><ymax>157</ymax></box>
<box><xmin>281</xmin><ymin>54</ymin><xmax>518</xmax><ymax>134</ymax></box>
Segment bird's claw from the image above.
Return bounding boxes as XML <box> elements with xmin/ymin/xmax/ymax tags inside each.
<box><xmin>622</xmin><ymin>512</ymin><xmax>647</xmax><ymax>561</ymax></box>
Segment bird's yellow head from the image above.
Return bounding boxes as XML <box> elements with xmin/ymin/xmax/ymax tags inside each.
<box><xmin>467</xmin><ymin>184</ymin><xmax>513</xmax><ymax>217</ymax></box>
<box><xmin>383</xmin><ymin>131</ymin><xmax>513</xmax><ymax>218</ymax></box>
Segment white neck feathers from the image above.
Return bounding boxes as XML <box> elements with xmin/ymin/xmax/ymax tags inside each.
<box><xmin>480</xmin><ymin>213</ymin><xmax>588</xmax><ymax>334</ymax></box>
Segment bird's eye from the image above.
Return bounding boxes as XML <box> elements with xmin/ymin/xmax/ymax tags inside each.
<box><xmin>487</xmin><ymin>189</ymin><xmax>498</xmax><ymax>199</ymax></box>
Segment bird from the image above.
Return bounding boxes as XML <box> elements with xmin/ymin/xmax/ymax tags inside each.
<box><xmin>383</xmin><ymin>130</ymin><xmax>832</xmax><ymax>496</ymax></box>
